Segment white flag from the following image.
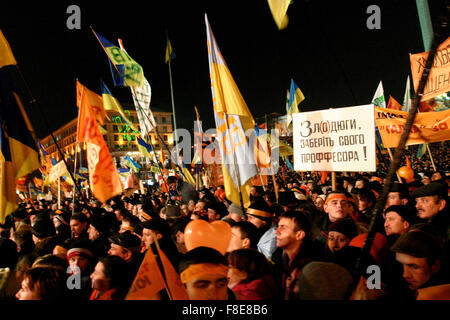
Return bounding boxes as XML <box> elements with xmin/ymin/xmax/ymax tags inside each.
<box><xmin>371</xmin><ymin>81</ymin><xmax>386</xmax><ymax>108</ymax></box>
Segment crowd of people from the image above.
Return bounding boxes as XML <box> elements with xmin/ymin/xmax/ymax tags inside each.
<box><xmin>0</xmin><ymin>144</ymin><xmax>449</xmax><ymax>301</ymax></box>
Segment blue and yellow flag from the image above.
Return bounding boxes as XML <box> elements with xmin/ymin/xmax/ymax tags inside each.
<box><xmin>124</xmin><ymin>155</ymin><xmax>141</xmax><ymax>172</ymax></box>
<box><xmin>205</xmin><ymin>15</ymin><xmax>258</xmax><ymax>209</ymax></box>
<box><xmin>92</xmin><ymin>29</ymin><xmax>144</xmax><ymax>87</ymax></box>
<box><xmin>165</xmin><ymin>39</ymin><xmax>176</xmax><ymax>64</ymax></box>
<box><xmin>137</xmin><ymin>137</ymin><xmax>153</xmax><ymax>158</ymax></box>
<box><xmin>0</xmin><ymin>50</ymin><xmax>40</xmax><ymax>222</ymax></box>
<box><xmin>288</xmin><ymin>79</ymin><xmax>305</xmax><ymax>115</ymax></box>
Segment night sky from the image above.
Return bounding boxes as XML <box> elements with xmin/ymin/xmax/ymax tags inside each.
<box><xmin>1</xmin><ymin>0</ymin><xmax>446</xmax><ymax>139</ymax></box>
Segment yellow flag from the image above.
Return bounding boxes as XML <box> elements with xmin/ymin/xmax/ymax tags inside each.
<box><xmin>205</xmin><ymin>15</ymin><xmax>258</xmax><ymax>208</ymax></box>
<box><xmin>0</xmin><ymin>29</ymin><xmax>17</xmax><ymax>68</ymax></box>
<box><xmin>125</xmin><ymin>247</ymin><xmax>166</xmax><ymax>300</ymax></box>
<box><xmin>267</xmin><ymin>0</ymin><xmax>291</xmax><ymax>30</ymax></box>
<box><xmin>77</xmin><ymin>81</ymin><xmax>122</xmax><ymax>203</ymax></box>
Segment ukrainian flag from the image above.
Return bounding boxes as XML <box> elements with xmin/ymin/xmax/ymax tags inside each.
<box><xmin>0</xmin><ymin>31</ymin><xmax>40</xmax><ymax>223</ymax></box>
<box><xmin>124</xmin><ymin>155</ymin><xmax>141</xmax><ymax>172</ymax></box>
<box><xmin>165</xmin><ymin>39</ymin><xmax>176</xmax><ymax>64</ymax></box>
<box><xmin>288</xmin><ymin>79</ymin><xmax>305</xmax><ymax>115</ymax></box>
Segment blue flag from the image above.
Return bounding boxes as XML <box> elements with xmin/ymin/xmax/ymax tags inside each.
<box><xmin>137</xmin><ymin>137</ymin><xmax>153</xmax><ymax>153</ymax></box>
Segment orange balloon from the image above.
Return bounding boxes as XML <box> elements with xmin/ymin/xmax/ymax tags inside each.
<box><xmin>397</xmin><ymin>166</ymin><xmax>414</xmax><ymax>183</ymax></box>
<box><xmin>184</xmin><ymin>220</ymin><xmax>232</xmax><ymax>255</ymax></box>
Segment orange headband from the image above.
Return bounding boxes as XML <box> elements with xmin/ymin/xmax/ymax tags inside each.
<box><xmin>180</xmin><ymin>263</ymin><xmax>228</xmax><ymax>284</ymax></box>
<box><xmin>246</xmin><ymin>208</ymin><xmax>273</xmax><ymax>218</ymax></box>
<box><xmin>325</xmin><ymin>194</ymin><xmax>348</xmax><ymax>205</ymax></box>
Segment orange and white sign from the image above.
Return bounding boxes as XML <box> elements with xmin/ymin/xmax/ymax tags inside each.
<box><xmin>410</xmin><ymin>37</ymin><xmax>450</xmax><ymax>101</ymax></box>
<box><xmin>375</xmin><ymin>106</ymin><xmax>450</xmax><ymax>148</ymax></box>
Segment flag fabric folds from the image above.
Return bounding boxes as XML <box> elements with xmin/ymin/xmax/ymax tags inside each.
<box><xmin>137</xmin><ymin>137</ymin><xmax>153</xmax><ymax>158</ymax></box>
<box><xmin>267</xmin><ymin>0</ymin><xmax>291</xmax><ymax>30</ymax></box>
<box><xmin>156</xmin><ymin>245</ymin><xmax>189</xmax><ymax>300</ymax></box>
<box><xmin>101</xmin><ymin>80</ymin><xmax>139</xmax><ymax>132</ymax></box>
<box><xmin>205</xmin><ymin>14</ymin><xmax>258</xmax><ymax>208</ymax></box>
<box><xmin>387</xmin><ymin>95</ymin><xmax>403</xmax><ymax>110</ymax></box>
<box><xmin>0</xmin><ymin>36</ymin><xmax>40</xmax><ymax>223</ymax></box>
<box><xmin>165</xmin><ymin>39</ymin><xmax>176</xmax><ymax>64</ymax></box>
<box><xmin>77</xmin><ymin>81</ymin><xmax>122</xmax><ymax>203</ymax></box>
<box><xmin>92</xmin><ymin>29</ymin><xmax>144</xmax><ymax>87</ymax></box>
<box><xmin>76</xmin><ymin>80</ymin><xmax>106</xmax><ymax>125</ymax></box>
<box><xmin>0</xmin><ymin>30</ymin><xmax>17</xmax><ymax>69</ymax></box>
<box><xmin>288</xmin><ymin>79</ymin><xmax>305</xmax><ymax>116</ymax></box>
<box><xmin>371</xmin><ymin>81</ymin><xmax>386</xmax><ymax>108</ymax></box>
<box><xmin>125</xmin><ymin>246</ymin><xmax>166</xmax><ymax>300</ymax></box>
<box><xmin>402</xmin><ymin>76</ymin><xmax>412</xmax><ymax>112</ymax></box>
<box><xmin>124</xmin><ymin>155</ymin><xmax>141</xmax><ymax>172</ymax></box>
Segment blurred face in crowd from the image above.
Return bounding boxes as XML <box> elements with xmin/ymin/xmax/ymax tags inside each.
<box><xmin>207</xmin><ymin>209</ymin><xmax>220</xmax><ymax>222</ymax></box>
<box><xmin>355</xmin><ymin>179</ymin><xmax>365</xmax><ymax>189</ymax></box>
<box><xmin>180</xmin><ymin>204</ymin><xmax>190</xmax><ymax>216</ymax></box>
<box><xmin>324</xmin><ymin>195</ymin><xmax>348</xmax><ymax>222</ymax></box>
<box><xmin>195</xmin><ymin>201</ymin><xmax>206</xmax><ymax>212</ymax></box>
<box><xmin>247</xmin><ymin>215</ymin><xmax>266</xmax><ymax>229</ymax></box>
<box><xmin>421</xmin><ymin>176</ymin><xmax>431</xmax><ymax>185</ymax></box>
<box><xmin>141</xmin><ymin>228</ymin><xmax>161</xmax><ymax>249</ymax></box>
<box><xmin>275</xmin><ymin>217</ymin><xmax>304</xmax><ymax>251</ymax></box>
<box><xmin>228</xmin><ymin>212</ymin><xmax>244</xmax><ymax>223</ymax></box>
<box><xmin>227</xmin><ymin>265</ymin><xmax>247</xmax><ymax>289</ymax></box>
<box><xmin>184</xmin><ymin>267</ymin><xmax>229</xmax><ymax>300</ymax></box>
<box><xmin>384</xmin><ymin>211</ymin><xmax>410</xmax><ymax>236</ymax></box>
<box><xmin>69</xmin><ymin>255</ymin><xmax>90</xmax><ymax>274</ymax></box>
<box><xmin>108</xmin><ymin>243</ymin><xmax>131</xmax><ymax>261</ymax></box>
<box><xmin>327</xmin><ymin>231</ymin><xmax>350</xmax><ymax>254</ymax></box>
<box><xmin>415</xmin><ymin>196</ymin><xmax>446</xmax><ymax>220</ymax></box>
<box><xmin>176</xmin><ymin>230</ymin><xmax>184</xmax><ymax>244</ymax></box>
<box><xmin>357</xmin><ymin>195</ymin><xmax>372</xmax><ymax>212</ymax></box>
<box><xmin>90</xmin><ymin>262</ymin><xmax>110</xmax><ymax>293</ymax></box>
<box><xmin>70</xmin><ymin>219</ymin><xmax>87</xmax><ymax>238</ymax></box>
<box><xmin>16</xmin><ymin>277</ymin><xmax>40</xmax><ymax>300</ymax></box>
<box><xmin>431</xmin><ymin>172</ymin><xmax>443</xmax><ymax>181</ymax></box>
<box><xmin>386</xmin><ymin>192</ymin><xmax>407</xmax><ymax>208</ymax></box>
<box><xmin>87</xmin><ymin>224</ymin><xmax>100</xmax><ymax>241</ymax></box>
<box><xmin>395</xmin><ymin>253</ymin><xmax>440</xmax><ymax>290</ymax></box>
<box><xmin>314</xmin><ymin>197</ymin><xmax>324</xmax><ymax>211</ymax></box>
<box><xmin>227</xmin><ymin>227</ymin><xmax>250</xmax><ymax>253</ymax></box>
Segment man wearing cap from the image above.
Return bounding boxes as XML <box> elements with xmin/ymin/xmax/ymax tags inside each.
<box><xmin>384</xmin><ymin>205</ymin><xmax>417</xmax><ymax>243</ymax></box>
<box><xmin>412</xmin><ymin>182</ymin><xmax>449</xmax><ymax>240</ymax></box>
<box><xmin>391</xmin><ymin>230</ymin><xmax>446</xmax><ymax>291</ymax></box>
<box><xmin>385</xmin><ymin>182</ymin><xmax>410</xmax><ymax>209</ymax></box>
<box><xmin>67</xmin><ymin>239</ymin><xmax>96</xmax><ymax>300</ymax></box>
<box><xmin>222</xmin><ymin>203</ymin><xmax>246</xmax><ymax>223</ymax></box>
<box><xmin>108</xmin><ymin>231</ymin><xmax>144</xmax><ymax>277</ymax></box>
<box><xmin>140</xmin><ymin>218</ymin><xmax>181</xmax><ymax>269</ymax></box>
<box><xmin>246</xmin><ymin>198</ymin><xmax>277</xmax><ymax>260</ymax></box>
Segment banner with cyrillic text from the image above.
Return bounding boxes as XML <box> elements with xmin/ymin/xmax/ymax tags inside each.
<box><xmin>409</xmin><ymin>37</ymin><xmax>450</xmax><ymax>102</ymax></box>
<box><xmin>293</xmin><ymin>105</ymin><xmax>376</xmax><ymax>172</ymax></box>
<box><xmin>374</xmin><ymin>106</ymin><xmax>450</xmax><ymax>148</ymax></box>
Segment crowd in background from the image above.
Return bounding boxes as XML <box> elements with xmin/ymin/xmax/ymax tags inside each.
<box><xmin>0</xmin><ymin>142</ymin><xmax>449</xmax><ymax>301</ymax></box>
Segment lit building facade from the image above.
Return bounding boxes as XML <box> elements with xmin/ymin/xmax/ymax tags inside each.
<box><xmin>41</xmin><ymin>105</ymin><xmax>174</xmax><ymax>172</ymax></box>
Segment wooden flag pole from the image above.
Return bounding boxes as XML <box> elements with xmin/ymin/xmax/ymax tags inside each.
<box><xmin>426</xmin><ymin>144</ymin><xmax>437</xmax><ymax>171</ymax></box>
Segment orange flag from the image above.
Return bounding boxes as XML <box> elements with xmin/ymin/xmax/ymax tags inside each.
<box><xmin>77</xmin><ymin>81</ymin><xmax>122</xmax><ymax>203</ymax></box>
<box><xmin>76</xmin><ymin>80</ymin><xmax>107</xmax><ymax>125</ymax></box>
<box><xmin>387</xmin><ymin>95</ymin><xmax>403</xmax><ymax>111</ymax></box>
<box><xmin>125</xmin><ymin>246</ymin><xmax>166</xmax><ymax>300</ymax></box>
<box><xmin>126</xmin><ymin>169</ymin><xmax>137</xmax><ymax>190</ymax></box>
<box><xmin>156</xmin><ymin>246</ymin><xmax>189</xmax><ymax>300</ymax></box>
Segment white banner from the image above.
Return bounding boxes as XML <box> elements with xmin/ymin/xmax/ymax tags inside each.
<box><xmin>293</xmin><ymin>105</ymin><xmax>376</xmax><ymax>172</ymax></box>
